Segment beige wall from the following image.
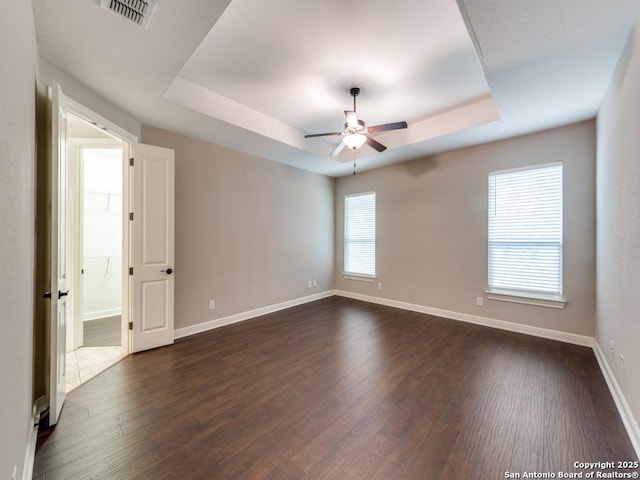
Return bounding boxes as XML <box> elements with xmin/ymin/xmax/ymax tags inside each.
<box><xmin>141</xmin><ymin>126</ymin><xmax>335</xmax><ymax>330</ymax></box>
<box><xmin>0</xmin><ymin>1</ymin><xmax>38</xmax><ymax>478</ymax></box>
<box><xmin>597</xmin><ymin>20</ymin><xmax>640</xmax><ymax>436</ymax></box>
<box><xmin>335</xmin><ymin>121</ymin><xmax>596</xmax><ymax>337</ymax></box>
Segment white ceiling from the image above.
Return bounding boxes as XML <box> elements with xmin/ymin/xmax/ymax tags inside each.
<box><xmin>32</xmin><ymin>0</ymin><xmax>639</xmax><ymax>176</ymax></box>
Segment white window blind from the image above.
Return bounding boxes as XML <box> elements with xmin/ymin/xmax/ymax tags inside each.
<box><xmin>344</xmin><ymin>192</ymin><xmax>376</xmax><ymax>277</ymax></box>
<box><xmin>488</xmin><ymin>163</ymin><xmax>563</xmax><ymax>297</ymax></box>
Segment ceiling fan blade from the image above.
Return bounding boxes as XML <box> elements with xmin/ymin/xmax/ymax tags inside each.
<box><xmin>330</xmin><ymin>141</ymin><xmax>347</xmax><ymax>157</ymax></box>
<box><xmin>344</xmin><ymin>111</ymin><xmax>359</xmax><ymax>128</ymax></box>
<box><xmin>304</xmin><ymin>131</ymin><xmax>343</xmax><ymax>138</ymax></box>
<box><xmin>367</xmin><ymin>121</ymin><xmax>408</xmax><ymax>133</ymax></box>
<box><xmin>365</xmin><ymin>136</ymin><xmax>387</xmax><ymax>153</ymax></box>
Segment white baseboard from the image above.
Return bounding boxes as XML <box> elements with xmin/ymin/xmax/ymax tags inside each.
<box><xmin>334</xmin><ymin>290</ymin><xmax>594</xmax><ymax>347</ymax></box>
<box><xmin>23</xmin><ymin>396</ymin><xmax>47</xmax><ymax>480</ymax></box>
<box><xmin>593</xmin><ymin>342</ymin><xmax>640</xmax><ymax>459</ymax></box>
<box><xmin>174</xmin><ymin>290</ymin><xmax>335</xmax><ymax>339</ymax></box>
<box><xmin>176</xmin><ymin>288</ymin><xmax>593</xmax><ymax>346</ymax></box>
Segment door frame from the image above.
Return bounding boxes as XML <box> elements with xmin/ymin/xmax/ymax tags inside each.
<box><xmin>63</xmin><ymin>99</ymin><xmax>137</xmax><ymax>358</ymax></box>
<box><xmin>68</xmin><ymin>136</ymin><xmax>126</xmax><ymax>352</ymax></box>
<box><xmin>48</xmin><ymin>90</ymin><xmax>139</xmax><ymax>424</ymax></box>
<box><xmin>47</xmin><ymin>87</ymin><xmax>177</xmax><ymax>426</ymax></box>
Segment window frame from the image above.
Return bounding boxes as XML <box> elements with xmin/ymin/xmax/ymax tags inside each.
<box><xmin>486</xmin><ymin>162</ymin><xmax>566</xmax><ymax>309</ymax></box>
<box><xmin>343</xmin><ymin>191</ymin><xmax>376</xmax><ymax>280</ymax></box>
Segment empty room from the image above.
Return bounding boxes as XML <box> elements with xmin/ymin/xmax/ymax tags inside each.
<box><xmin>1</xmin><ymin>0</ymin><xmax>639</xmax><ymax>479</ymax></box>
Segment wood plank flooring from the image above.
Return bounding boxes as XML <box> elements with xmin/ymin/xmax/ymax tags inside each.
<box><xmin>34</xmin><ymin>297</ymin><xmax>637</xmax><ymax>479</ymax></box>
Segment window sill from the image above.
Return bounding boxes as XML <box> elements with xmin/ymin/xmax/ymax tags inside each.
<box><xmin>342</xmin><ymin>273</ymin><xmax>376</xmax><ymax>283</ymax></box>
<box><xmin>486</xmin><ymin>289</ymin><xmax>566</xmax><ymax>309</ymax></box>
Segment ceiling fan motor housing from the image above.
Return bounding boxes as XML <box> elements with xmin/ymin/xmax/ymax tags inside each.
<box><xmin>345</xmin><ymin>119</ymin><xmax>366</xmax><ymax>135</ymax></box>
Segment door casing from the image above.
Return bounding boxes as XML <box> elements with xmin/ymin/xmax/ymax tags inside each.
<box><xmin>46</xmin><ymin>85</ymin><xmax>137</xmax><ymax>425</ymax></box>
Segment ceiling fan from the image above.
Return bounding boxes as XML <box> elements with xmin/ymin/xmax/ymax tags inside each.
<box><xmin>304</xmin><ymin>87</ymin><xmax>408</xmax><ymax>157</ymax></box>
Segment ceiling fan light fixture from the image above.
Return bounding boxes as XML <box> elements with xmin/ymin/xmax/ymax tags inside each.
<box><xmin>343</xmin><ymin>133</ymin><xmax>367</xmax><ymax>150</ymax></box>
<box><xmin>304</xmin><ymin>86</ymin><xmax>408</xmax><ymax>156</ymax></box>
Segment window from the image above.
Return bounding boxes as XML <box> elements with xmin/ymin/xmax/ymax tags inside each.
<box><xmin>488</xmin><ymin>163</ymin><xmax>563</xmax><ymax>305</ymax></box>
<box><xmin>344</xmin><ymin>192</ymin><xmax>376</xmax><ymax>277</ymax></box>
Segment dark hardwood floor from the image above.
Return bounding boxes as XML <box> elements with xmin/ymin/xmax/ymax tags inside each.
<box><xmin>34</xmin><ymin>297</ymin><xmax>637</xmax><ymax>479</ymax></box>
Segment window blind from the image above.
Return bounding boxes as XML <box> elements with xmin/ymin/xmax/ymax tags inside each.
<box><xmin>344</xmin><ymin>192</ymin><xmax>376</xmax><ymax>277</ymax></box>
<box><xmin>488</xmin><ymin>163</ymin><xmax>562</xmax><ymax>296</ymax></box>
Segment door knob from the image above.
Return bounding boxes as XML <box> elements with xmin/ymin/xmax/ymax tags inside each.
<box><xmin>58</xmin><ymin>290</ymin><xmax>69</xmax><ymax>299</ymax></box>
<box><xmin>161</xmin><ymin>268</ymin><xmax>173</xmax><ymax>275</ymax></box>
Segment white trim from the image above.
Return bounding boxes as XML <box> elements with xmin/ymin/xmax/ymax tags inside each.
<box><xmin>488</xmin><ymin>163</ymin><xmax>563</xmax><ymax>299</ymax></box>
<box><xmin>489</xmin><ymin>160</ymin><xmax>563</xmax><ymax>177</ymax></box>
<box><xmin>593</xmin><ymin>342</ymin><xmax>640</xmax><ymax>459</ymax></box>
<box><xmin>174</xmin><ymin>291</ymin><xmax>335</xmax><ymax>339</ymax></box>
<box><xmin>23</xmin><ymin>397</ymin><xmax>47</xmax><ymax>480</ymax></box>
<box><xmin>486</xmin><ymin>289</ymin><xmax>566</xmax><ymax>309</ymax></box>
<box><xmin>122</xmin><ymin>141</ymin><xmax>131</xmax><ymax>356</ymax></box>
<box><xmin>344</xmin><ymin>191</ymin><xmax>376</xmax><ymax>278</ymax></box>
<box><xmin>344</xmin><ymin>191</ymin><xmax>377</xmax><ymax>200</ymax></box>
<box><xmin>22</xmin><ymin>408</ymin><xmax>38</xmax><ymax>480</ymax></box>
<box><xmin>333</xmin><ymin>290</ymin><xmax>593</xmax><ymax>347</ymax></box>
<box><xmin>342</xmin><ymin>274</ymin><xmax>376</xmax><ymax>282</ymax></box>
<box><xmin>64</xmin><ymin>96</ymin><xmax>138</xmax><ymax>143</ymax></box>
<box><xmin>67</xmin><ymin>137</ymin><xmax>123</xmax><ymax>147</ymax></box>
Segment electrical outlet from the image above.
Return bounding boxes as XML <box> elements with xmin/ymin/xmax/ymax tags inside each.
<box><xmin>610</xmin><ymin>340</ymin><xmax>615</xmax><ymax>353</ymax></box>
<box><xmin>313</xmin><ymin>279</ymin><xmax>317</xmax><ymax>287</ymax></box>
<box><xmin>619</xmin><ymin>354</ymin><xmax>624</xmax><ymax>369</ymax></box>
<box><xmin>208</xmin><ymin>299</ymin><xmax>215</xmax><ymax>310</ymax></box>
<box><xmin>377</xmin><ymin>282</ymin><xmax>382</xmax><ymax>290</ymax></box>
<box><xmin>308</xmin><ymin>280</ymin><xmax>312</xmax><ymax>288</ymax></box>
<box><xmin>476</xmin><ymin>296</ymin><xmax>484</xmax><ymax>306</ymax></box>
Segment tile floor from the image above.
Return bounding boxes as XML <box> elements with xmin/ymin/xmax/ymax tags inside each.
<box><xmin>65</xmin><ymin>346</ymin><xmax>125</xmax><ymax>392</ymax></box>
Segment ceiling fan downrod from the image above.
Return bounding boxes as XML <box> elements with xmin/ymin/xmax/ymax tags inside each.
<box><xmin>350</xmin><ymin>87</ymin><xmax>360</xmax><ymax>112</ymax></box>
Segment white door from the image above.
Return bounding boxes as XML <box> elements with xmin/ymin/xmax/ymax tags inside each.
<box><xmin>130</xmin><ymin>143</ymin><xmax>175</xmax><ymax>353</ymax></box>
<box><xmin>48</xmin><ymin>84</ymin><xmax>69</xmax><ymax>426</ymax></box>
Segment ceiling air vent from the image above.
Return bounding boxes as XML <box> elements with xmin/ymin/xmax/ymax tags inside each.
<box><xmin>100</xmin><ymin>0</ymin><xmax>156</xmax><ymax>29</ymax></box>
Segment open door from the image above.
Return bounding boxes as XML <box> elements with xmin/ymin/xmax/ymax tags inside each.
<box><xmin>48</xmin><ymin>83</ymin><xmax>68</xmax><ymax>425</ymax></box>
<box><xmin>45</xmin><ymin>86</ymin><xmax>174</xmax><ymax>423</ymax></box>
<box><xmin>130</xmin><ymin>143</ymin><xmax>175</xmax><ymax>353</ymax></box>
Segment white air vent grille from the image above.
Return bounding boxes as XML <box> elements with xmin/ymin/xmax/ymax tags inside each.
<box><xmin>101</xmin><ymin>0</ymin><xmax>156</xmax><ymax>29</ymax></box>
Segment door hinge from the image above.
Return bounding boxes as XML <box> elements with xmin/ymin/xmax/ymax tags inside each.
<box><xmin>129</xmin><ymin>157</ymin><xmax>134</xmax><ymax>166</ymax></box>
<box><xmin>129</xmin><ymin>212</ymin><xmax>134</xmax><ymax>221</ymax></box>
<box><xmin>128</xmin><ymin>321</ymin><xmax>133</xmax><ymax>330</ymax></box>
<box><xmin>129</xmin><ymin>267</ymin><xmax>133</xmax><ymax>275</ymax></box>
